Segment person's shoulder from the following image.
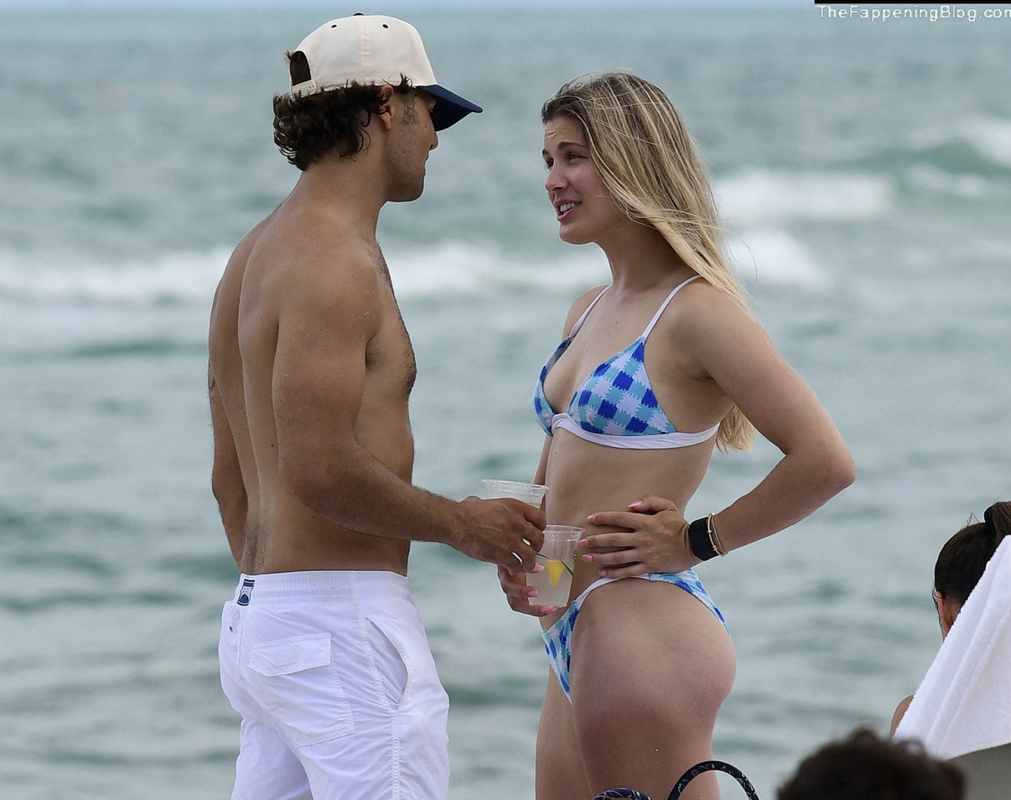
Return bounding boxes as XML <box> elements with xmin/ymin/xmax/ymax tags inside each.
<box><xmin>218</xmin><ymin>214</ymin><xmax>274</xmax><ymax>289</ymax></box>
<box><xmin>299</xmin><ymin>237</ymin><xmax>380</xmax><ymax>284</ymax></box>
<box><xmin>655</xmin><ymin>275</ymin><xmax>769</xmax><ymax>376</ymax></box>
<box><xmin>665</xmin><ymin>275</ymin><xmax>758</xmax><ymax>338</ymax></box>
<box><xmin>561</xmin><ymin>283</ymin><xmax>609</xmax><ymax>334</ymax></box>
<box><xmin>257</xmin><ymin>211</ymin><xmax>382</xmax><ymax>296</ymax></box>
<box><xmin>890</xmin><ymin>694</ymin><xmax>915</xmax><ymax>737</ymax></box>
<box><xmin>282</xmin><ymin>245</ymin><xmax>384</xmax><ymax>329</ymax></box>
<box><xmin>212</xmin><ymin>216</ymin><xmax>276</xmax><ymax>326</ymax></box>
<box><xmin>676</xmin><ymin>274</ymin><xmax>748</xmax><ymax>312</ymax></box>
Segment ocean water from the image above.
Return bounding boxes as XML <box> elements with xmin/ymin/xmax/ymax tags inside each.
<box><xmin>2</xmin><ymin>5</ymin><xmax>1010</xmax><ymax>798</ymax></box>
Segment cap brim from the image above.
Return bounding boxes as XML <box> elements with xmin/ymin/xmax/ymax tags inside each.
<box><xmin>418</xmin><ymin>84</ymin><xmax>482</xmax><ymax>131</ymax></box>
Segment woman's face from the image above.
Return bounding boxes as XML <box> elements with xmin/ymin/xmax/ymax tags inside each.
<box><xmin>542</xmin><ymin>115</ymin><xmax>625</xmax><ymax>246</ymax></box>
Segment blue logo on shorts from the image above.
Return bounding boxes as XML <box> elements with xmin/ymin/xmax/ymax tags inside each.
<box><xmin>237</xmin><ymin>578</ymin><xmax>255</xmax><ymax>606</ymax></box>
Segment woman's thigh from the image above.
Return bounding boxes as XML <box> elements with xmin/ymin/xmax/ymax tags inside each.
<box><xmin>568</xmin><ymin>579</ymin><xmax>736</xmax><ymax>800</ymax></box>
<box><xmin>536</xmin><ymin>668</ymin><xmax>593</xmax><ymax>800</ymax></box>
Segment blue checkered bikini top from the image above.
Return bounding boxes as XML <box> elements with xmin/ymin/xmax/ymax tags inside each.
<box><xmin>533</xmin><ymin>275</ymin><xmax>721</xmax><ymax>450</ymax></box>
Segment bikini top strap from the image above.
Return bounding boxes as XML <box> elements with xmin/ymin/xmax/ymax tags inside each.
<box><xmin>641</xmin><ymin>275</ymin><xmax>701</xmax><ymax>339</ymax></box>
<box><xmin>567</xmin><ymin>286</ymin><xmax>610</xmax><ymax>338</ymax></box>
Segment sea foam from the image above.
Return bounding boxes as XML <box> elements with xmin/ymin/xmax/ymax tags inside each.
<box><xmin>0</xmin><ymin>244</ymin><xmax>609</xmax><ymax>308</ymax></box>
<box><xmin>0</xmin><ymin>249</ymin><xmax>230</xmax><ymax>307</ymax></box>
<box><xmin>716</xmin><ymin>169</ymin><xmax>896</xmax><ymax>224</ymax></box>
<box><xmin>0</xmin><ymin>232</ymin><xmax>834</xmax><ymax>311</ymax></box>
<box><xmin>728</xmin><ymin>229</ymin><xmax>832</xmax><ymax>290</ymax></box>
<box><xmin>910</xmin><ymin>116</ymin><xmax>1011</xmax><ymax>173</ymax></box>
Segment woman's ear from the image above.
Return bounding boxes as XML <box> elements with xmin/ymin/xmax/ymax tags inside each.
<box><xmin>937</xmin><ymin>594</ymin><xmax>960</xmax><ymax>638</ymax></box>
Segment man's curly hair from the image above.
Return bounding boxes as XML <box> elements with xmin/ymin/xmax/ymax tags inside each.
<box><xmin>272</xmin><ymin>51</ymin><xmax>415</xmax><ymax>170</ymax></box>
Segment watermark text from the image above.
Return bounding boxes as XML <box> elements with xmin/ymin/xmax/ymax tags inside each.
<box><xmin>818</xmin><ymin>5</ymin><xmax>1011</xmax><ymax>22</ymax></box>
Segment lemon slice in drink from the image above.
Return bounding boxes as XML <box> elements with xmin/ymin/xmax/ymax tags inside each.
<box><xmin>547</xmin><ymin>560</ymin><xmax>566</xmax><ymax>587</ymax></box>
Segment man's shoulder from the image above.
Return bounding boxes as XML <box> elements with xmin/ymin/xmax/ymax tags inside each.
<box><xmin>212</xmin><ymin>218</ymin><xmax>274</xmax><ymax>328</ymax></box>
<box><xmin>263</xmin><ymin>242</ymin><xmax>389</xmax><ymax>350</ymax></box>
<box><xmin>234</xmin><ymin>206</ymin><xmax>282</xmax><ymax>261</ymax></box>
<box><xmin>243</xmin><ymin>211</ymin><xmax>379</xmax><ymax>295</ymax></box>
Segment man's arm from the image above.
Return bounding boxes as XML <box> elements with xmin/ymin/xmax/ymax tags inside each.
<box><xmin>209</xmin><ymin>362</ymin><xmax>247</xmax><ymax>567</ymax></box>
<box><xmin>272</xmin><ymin>250</ymin><xmax>543</xmax><ymax>571</ymax></box>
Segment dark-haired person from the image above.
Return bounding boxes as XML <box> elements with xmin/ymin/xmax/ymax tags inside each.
<box><xmin>779</xmin><ymin>728</ymin><xmax>964</xmax><ymax>800</ymax></box>
<box><xmin>891</xmin><ymin>501</ymin><xmax>1011</xmax><ymax>735</ymax></box>
<box><xmin>208</xmin><ymin>15</ymin><xmax>544</xmax><ymax>800</ymax></box>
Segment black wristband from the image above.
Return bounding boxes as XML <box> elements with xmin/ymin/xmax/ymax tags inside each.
<box><xmin>688</xmin><ymin>517</ymin><xmax>719</xmax><ymax>561</ymax></box>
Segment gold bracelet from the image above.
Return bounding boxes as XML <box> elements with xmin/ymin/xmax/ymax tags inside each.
<box><xmin>707</xmin><ymin>513</ymin><xmax>727</xmax><ymax>557</ymax></box>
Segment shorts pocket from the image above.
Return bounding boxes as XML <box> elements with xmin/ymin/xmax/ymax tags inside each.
<box><xmin>246</xmin><ymin>632</ymin><xmax>354</xmax><ymax>747</ymax></box>
<box><xmin>366</xmin><ymin>617</ymin><xmax>410</xmax><ymax>710</ymax></box>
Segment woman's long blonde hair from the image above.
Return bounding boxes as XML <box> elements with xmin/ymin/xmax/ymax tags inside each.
<box><xmin>542</xmin><ymin>71</ymin><xmax>754</xmax><ymax>451</ymax></box>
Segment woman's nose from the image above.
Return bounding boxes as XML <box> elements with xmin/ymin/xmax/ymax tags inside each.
<box><xmin>545</xmin><ymin>164</ymin><xmax>565</xmax><ymax>193</ymax></box>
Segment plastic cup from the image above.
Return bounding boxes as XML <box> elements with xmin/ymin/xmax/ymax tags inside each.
<box><xmin>528</xmin><ymin>525</ymin><xmax>583</xmax><ymax>607</ymax></box>
<box><xmin>482</xmin><ymin>479</ymin><xmax>548</xmax><ymax>507</ymax></box>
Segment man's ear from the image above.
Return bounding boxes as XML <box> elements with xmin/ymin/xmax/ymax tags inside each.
<box><xmin>375</xmin><ymin>84</ymin><xmax>396</xmax><ymax>131</ymax></box>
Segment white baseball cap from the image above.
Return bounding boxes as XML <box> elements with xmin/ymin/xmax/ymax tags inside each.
<box><xmin>289</xmin><ymin>14</ymin><xmax>482</xmax><ymax>131</ymax></box>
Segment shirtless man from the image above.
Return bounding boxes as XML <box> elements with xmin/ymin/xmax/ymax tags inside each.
<box><xmin>208</xmin><ymin>16</ymin><xmax>545</xmax><ymax>800</ymax></box>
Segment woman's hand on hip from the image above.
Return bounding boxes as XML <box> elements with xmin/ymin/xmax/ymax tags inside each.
<box><xmin>581</xmin><ymin>496</ymin><xmax>696</xmax><ymax>578</ymax></box>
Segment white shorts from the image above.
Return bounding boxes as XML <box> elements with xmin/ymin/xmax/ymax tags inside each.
<box><xmin>218</xmin><ymin>571</ymin><xmax>450</xmax><ymax>800</ymax></box>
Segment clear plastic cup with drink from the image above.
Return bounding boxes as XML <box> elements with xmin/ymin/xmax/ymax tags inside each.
<box><xmin>481</xmin><ymin>479</ymin><xmax>548</xmax><ymax>506</ymax></box>
<box><xmin>527</xmin><ymin>525</ymin><xmax>582</xmax><ymax>607</ymax></box>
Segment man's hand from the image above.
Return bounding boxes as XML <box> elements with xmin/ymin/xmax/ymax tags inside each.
<box><xmin>580</xmin><ymin>495</ymin><xmax>696</xmax><ymax>578</ymax></box>
<box><xmin>497</xmin><ymin>564</ymin><xmax>559</xmax><ymax>617</ymax></box>
<box><xmin>450</xmin><ymin>497</ymin><xmax>546</xmax><ymax>573</ymax></box>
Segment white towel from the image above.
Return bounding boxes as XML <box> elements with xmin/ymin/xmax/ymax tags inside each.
<box><xmin>895</xmin><ymin>537</ymin><xmax>1011</xmax><ymax>760</ymax></box>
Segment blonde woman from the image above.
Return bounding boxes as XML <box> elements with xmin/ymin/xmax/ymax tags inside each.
<box><xmin>499</xmin><ymin>73</ymin><xmax>855</xmax><ymax>800</ymax></box>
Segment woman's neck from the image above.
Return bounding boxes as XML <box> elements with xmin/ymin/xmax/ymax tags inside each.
<box><xmin>598</xmin><ymin>223</ymin><xmax>694</xmax><ymax>294</ymax></box>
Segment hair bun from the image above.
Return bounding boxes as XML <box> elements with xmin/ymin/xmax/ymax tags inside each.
<box><xmin>984</xmin><ymin>502</ymin><xmax>1011</xmax><ymax>541</ymax></box>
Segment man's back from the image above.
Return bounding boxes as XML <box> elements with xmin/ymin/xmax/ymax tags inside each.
<box><xmin>209</xmin><ymin>200</ymin><xmax>417</xmax><ymax>576</ymax></box>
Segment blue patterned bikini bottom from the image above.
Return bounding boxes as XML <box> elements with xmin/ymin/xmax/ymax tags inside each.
<box><xmin>542</xmin><ymin>570</ymin><xmax>728</xmax><ymax>701</ymax></box>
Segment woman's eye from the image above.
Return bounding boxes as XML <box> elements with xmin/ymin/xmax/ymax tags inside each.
<box><xmin>544</xmin><ymin>159</ymin><xmax>554</xmax><ymax>169</ymax></box>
